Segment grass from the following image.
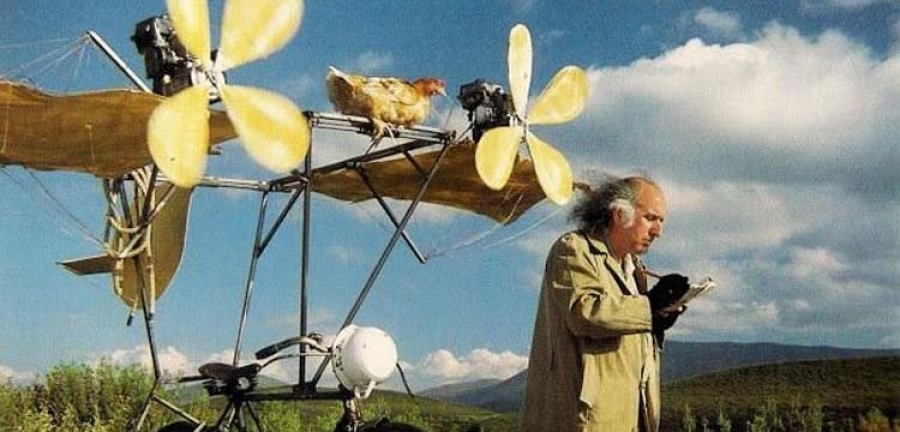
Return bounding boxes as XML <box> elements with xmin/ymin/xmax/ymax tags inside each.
<box><xmin>0</xmin><ymin>356</ymin><xmax>896</xmax><ymax>431</ymax></box>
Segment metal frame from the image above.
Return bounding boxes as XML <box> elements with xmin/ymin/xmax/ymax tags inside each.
<box><xmin>88</xmin><ymin>30</ymin><xmax>459</xmax><ymax>430</ymax></box>
<box><xmin>230</xmin><ymin>114</ymin><xmax>456</xmax><ymax>398</ymax></box>
<box><xmin>141</xmin><ymin>120</ymin><xmax>454</xmax><ymax>431</ymax></box>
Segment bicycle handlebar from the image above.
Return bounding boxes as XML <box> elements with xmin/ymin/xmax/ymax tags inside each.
<box><xmin>255</xmin><ymin>335</ymin><xmax>327</xmax><ymax>360</ymax></box>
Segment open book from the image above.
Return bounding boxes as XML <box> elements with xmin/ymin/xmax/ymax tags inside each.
<box><xmin>661</xmin><ymin>277</ymin><xmax>716</xmax><ymax>313</ymax></box>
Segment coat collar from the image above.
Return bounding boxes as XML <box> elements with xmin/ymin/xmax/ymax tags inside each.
<box><xmin>578</xmin><ymin>229</ymin><xmax>649</xmax><ymax>295</ymax></box>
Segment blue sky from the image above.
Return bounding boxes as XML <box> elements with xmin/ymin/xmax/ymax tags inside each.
<box><xmin>0</xmin><ymin>0</ymin><xmax>897</xmax><ymax>390</ymax></box>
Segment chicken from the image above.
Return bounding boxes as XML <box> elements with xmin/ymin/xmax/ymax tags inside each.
<box><xmin>325</xmin><ymin>66</ymin><xmax>446</xmax><ymax>138</ymax></box>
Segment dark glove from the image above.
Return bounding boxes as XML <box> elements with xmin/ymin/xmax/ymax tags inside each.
<box><xmin>651</xmin><ymin>306</ymin><xmax>685</xmax><ymax>347</ymax></box>
<box><xmin>652</xmin><ymin>306</ymin><xmax>684</xmax><ymax>333</ymax></box>
<box><xmin>647</xmin><ymin>273</ymin><xmax>690</xmax><ymax>314</ymax></box>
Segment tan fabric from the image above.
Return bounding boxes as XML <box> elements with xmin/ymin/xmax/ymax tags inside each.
<box><xmin>522</xmin><ymin>230</ymin><xmax>661</xmax><ymax>432</ymax></box>
<box><xmin>0</xmin><ymin>81</ymin><xmax>236</xmax><ymax>178</ymax></box>
<box><xmin>311</xmin><ymin>141</ymin><xmax>547</xmax><ymax>223</ymax></box>
<box><xmin>0</xmin><ymin>82</ymin><xmax>547</xmax><ymax>223</ymax></box>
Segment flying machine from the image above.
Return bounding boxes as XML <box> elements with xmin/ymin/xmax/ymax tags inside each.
<box><xmin>0</xmin><ymin>1</ymin><xmax>589</xmax><ymax>430</ymax></box>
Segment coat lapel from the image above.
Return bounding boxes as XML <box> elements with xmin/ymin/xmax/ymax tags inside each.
<box><xmin>579</xmin><ymin>230</ymin><xmax>632</xmax><ymax>296</ymax></box>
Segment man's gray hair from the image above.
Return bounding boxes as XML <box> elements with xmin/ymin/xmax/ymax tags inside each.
<box><xmin>570</xmin><ymin>175</ymin><xmax>658</xmax><ymax>233</ymax></box>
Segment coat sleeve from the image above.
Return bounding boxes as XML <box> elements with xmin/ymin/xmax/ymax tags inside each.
<box><xmin>546</xmin><ymin>237</ymin><xmax>652</xmax><ymax>339</ymax></box>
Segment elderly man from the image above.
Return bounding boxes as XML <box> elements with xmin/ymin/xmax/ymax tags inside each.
<box><xmin>521</xmin><ymin>176</ymin><xmax>690</xmax><ymax>432</ymax></box>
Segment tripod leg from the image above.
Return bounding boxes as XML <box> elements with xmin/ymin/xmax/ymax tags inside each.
<box><xmin>246</xmin><ymin>402</ymin><xmax>263</xmax><ymax>431</ymax></box>
<box><xmin>214</xmin><ymin>400</ymin><xmax>238</xmax><ymax>431</ymax></box>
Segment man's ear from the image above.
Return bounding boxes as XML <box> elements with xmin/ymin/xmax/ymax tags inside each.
<box><xmin>611</xmin><ymin>207</ymin><xmax>624</xmax><ymax>226</ymax></box>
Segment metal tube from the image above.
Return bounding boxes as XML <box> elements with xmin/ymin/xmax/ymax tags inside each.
<box><xmin>258</xmin><ymin>186</ymin><xmax>303</xmax><ymax>255</ymax></box>
<box><xmin>299</xmin><ymin>148</ymin><xmax>312</xmax><ymax>388</ymax></box>
<box><xmin>151</xmin><ymin>394</ymin><xmax>205</xmax><ymax>426</ymax></box>
<box><xmin>85</xmin><ymin>31</ymin><xmax>152</xmax><ymax>93</ymax></box>
<box><xmin>270</xmin><ymin>137</ymin><xmax>443</xmax><ymax>188</ymax></box>
<box><xmin>233</xmin><ymin>192</ymin><xmax>270</xmax><ymax>365</ymax></box>
<box><xmin>311</xmin><ymin>140</ymin><xmax>452</xmax><ymax>386</ymax></box>
<box><xmin>356</xmin><ymin>167</ymin><xmax>426</xmax><ymax>264</ymax></box>
<box><xmin>308</xmin><ymin>112</ymin><xmax>451</xmax><ymax>142</ymax></box>
<box><xmin>311</xmin><ymin>139</ymin><xmax>438</xmax><ymax>177</ymax></box>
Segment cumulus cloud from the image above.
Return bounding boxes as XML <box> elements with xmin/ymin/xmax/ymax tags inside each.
<box><xmin>581</xmin><ymin>23</ymin><xmax>899</xmax><ymax>198</ymax></box>
<box><xmin>694</xmin><ymin>7</ymin><xmax>743</xmax><ymax>40</ymax></box>
<box><xmin>87</xmin><ymin>345</ymin><xmax>316</xmax><ymax>384</ymax></box>
<box><xmin>277</xmin><ymin>73</ymin><xmax>316</xmax><ymax>101</ymax></box>
<box><xmin>537</xmin><ymin>29</ymin><xmax>566</xmax><ymax>46</ymax></box>
<box><xmin>507</xmin><ymin>0</ymin><xmax>537</xmax><ymax>15</ymax></box>
<box><xmin>94</xmin><ymin>345</ymin><xmax>195</xmax><ymax>377</ymax></box>
<box><xmin>0</xmin><ymin>362</ymin><xmax>36</xmax><ymax>385</ymax></box>
<box><xmin>801</xmin><ymin>0</ymin><xmax>895</xmax><ymax>12</ymax></box>
<box><xmin>418</xmin><ymin>348</ymin><xmax>527</xmax><ymax>384</ymax></box>
<box><xmin>267</xmin><ymin>306</ymin><xmax>340</xmax><ymax>332</ymax></box>
<box><xmin>352</xmin><ymin>51</ymin><xmax>395</xmax><ymax>74</ymax></box>
<box><xmin>559</xmin><ymin>22</ymin><xmax>899</xmax><ymax>348</ymax></box>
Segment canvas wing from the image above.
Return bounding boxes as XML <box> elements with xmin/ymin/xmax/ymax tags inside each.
<box><xmin>116</xmin><ymin>185</ymin><xmax>192</xmax><ymax>308</ymax></box>
<box><xmin>312</xmin><ymin>142</ymin><xmax>547</xmax><ymax>224</ymax></box>
<box><xmin>0</xmin><ymin>81</ymin><xmax>236</xmax><ymax>178</ymax></box>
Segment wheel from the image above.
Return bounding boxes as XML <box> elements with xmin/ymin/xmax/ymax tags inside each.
<box><xmin>156</xmin><ymin>420</ymin><xmax>204</xmax><ymax>432</ymax></box>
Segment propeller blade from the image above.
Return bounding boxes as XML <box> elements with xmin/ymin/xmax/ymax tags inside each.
<box><xmin>219</xmin><ymin>84</ymin><xmax>310</xmax><ymax>173</ymax></box>
<box><xmin>526</xmin><ymin>133</ymin><xmax>573</xmax><ymax>205</ymax></box>
<box><xmin>475</xmin><ymin>126</ymin><xmax>523</xmax><ymax>191</ymax></box>
<box><xmin>165</xmin><ymin>0</ymin><xmax>212</xmax><ymax>67</ymax></box>
<box><xmin>508</xmin><ymin>24</ymin><xmax>532</xmax><ymax>117</ymax></box>
<box><xmin>218</xmin><ymin>0</ymin><xmax>304</xmax><ymax>71</ymax></box>
<box><xmin>148</xmin><ymin>86</ymin><xmax>210</xmax><ymax>188</ymax></box>
<box><xmin>528</xmin><ymin>65</ymin><xmax>589</xmax><ymax>125</ymax></box>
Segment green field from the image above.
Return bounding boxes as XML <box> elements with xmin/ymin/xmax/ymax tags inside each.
<box><xmin>0</xmin><ymin>356</ymin><xmax>896</xmax><ymax>431</ymax></box>
<box><xmin>660</xmin><ymin>356</ymin><xmax>900</xmax><ymax>431</ymax></box>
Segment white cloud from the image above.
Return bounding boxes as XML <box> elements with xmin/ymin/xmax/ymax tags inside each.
<box><xmin>785</xmin><ymin>246</ymin><xmax>846</xmax><ymax>280</ymax></box>
<box><xmin>0</xmin><ymin>362</ymin><xmax>36</xmax><ymax>385</ymax></box>
<box><xmin>801</xmin><ymin>0</ymin><xmax>894</xmax><ymax>12</ymax></box>
<box><xmin>277</xmin><ymin>73</ymin><xmax>316</xmax><ymax>101</ymax></box>
<box><xmin>568</xmin><ymin>22</ymin><xmax>899</xmax><ymax>348</ymax></box>
<box><xmin>538</xmin><ymin>29</ymin><xmax>566</xmax><ymax>45</ymax></box>
<box><xmin>327</xmin><ymin>244</ymin><xmax>364</xmax><ymax>263</ymax></box>
<box><xmin>97</xmin><ymin>344</ymin><xmax>195</xmax><ymax>377</ymax></box>
<box><xmin>661</xmin><ymin>181</ymin><xmax>802</xmax><ymax>257</ymax></box>
<box><xmin>586</xmin><ymin>24</ymin><xmax>897</xmax><ymax>161</ymax></box>
<box><xmin>267</xmin><ymin>306</ymin><xmax>340</xmax><ymax>331</ymax></box>
<box><xmin>507</xmin><ymin>0</ymin><xmax>537</xmax><ymax>14</ymax></box>
<box><xmin>353</xmin><ymin>51</ymin><xmax>395</xmax><ymax>74</ymax></box>
<box><xmin>418</xmin><ymin>348</ymin><xmax>527</xmax><ymax>384</ymax></box>
<box><xmin>694</xmin><ymin>7</ymin><xmax>743</xmax><ymax>40</ymax></box>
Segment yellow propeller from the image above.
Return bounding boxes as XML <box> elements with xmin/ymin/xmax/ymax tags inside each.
<box><xmin>149</xmin><ymin>0</ymin><xmax>310</xmax><ymax>188</ymax></box>
<box><xmin>474</xmin><ymin>24</ymin><xmax>589</xmax><ymax>205</ymax></box>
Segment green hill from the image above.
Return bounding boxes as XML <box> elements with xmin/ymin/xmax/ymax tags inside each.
<box><xmin>2</xmin><ymin>358</ymin><xmax>896</xmax><ymax>431</ymax></box>
<box><xmin>660</xmin><ymin>356</ymin><xmax>900</xmax><ymax>430</ymax></box>
<box><xmin>423</xmin><ymin>341</ymin><xmax>900</xmax><ymax>414</ymax></box>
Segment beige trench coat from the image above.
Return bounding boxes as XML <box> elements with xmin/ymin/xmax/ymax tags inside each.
<box><xmin>521</xmin><ymin>230</ymin><xmax>661</xmax><ymax>432</ymax></box>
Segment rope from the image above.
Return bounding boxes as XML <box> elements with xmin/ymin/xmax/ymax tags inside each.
<box><xmin>0</xmin><ymin>167</ymin><xmax>105</xmax><ymax>248</ymax></box>
<box><xmin>3</xmin><ymin>36</ymin><xmax>88</xmax><ymax>84</ymax></box>
<box><xmin>0</xmin><ymin>37</ymin><xmax>71</xmax><ymax>50</ymax></box>
<box><xmin>482</xmin><ymin>204</ymin><xmax>566</xmax><ymax>250</ymax></box>
<box><xmin>425</xmin><ymin>202</ymin><xmax>565</xmax><ymax>259</ymax></box>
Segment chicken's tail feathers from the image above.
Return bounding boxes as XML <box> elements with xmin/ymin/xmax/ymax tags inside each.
<box><xmin>327</xmin><ymin>65</ymin><xmax>350</xmax><ymax>82</ymax></box>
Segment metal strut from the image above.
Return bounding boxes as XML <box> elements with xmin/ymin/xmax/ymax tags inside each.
<box><xmin>310</xmin><ymin>139</ymin><xmax>453</xmax><ymax>387</ymax></box>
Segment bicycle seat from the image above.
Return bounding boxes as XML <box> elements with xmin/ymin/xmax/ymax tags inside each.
<box><xmin>198</xmin><ymin>362</ymin><xmax>261</xmax><ymax>383</ymax></box>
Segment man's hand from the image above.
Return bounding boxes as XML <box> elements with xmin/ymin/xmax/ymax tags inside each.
<box><xmin>647</xmin><ymin>273</ymin><xmax>690</xmax><ymax>313</ymax></box>
<box><xmin>652</xmin><ymin>307</ymin><xmax>684</xmax><ymax>333</ymax></box>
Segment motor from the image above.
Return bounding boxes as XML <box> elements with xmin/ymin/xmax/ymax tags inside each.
<box><xmin>457</xmin><ymin>79</ymin><xmax>514</xmax><ymax>141</ymax></box>
<box><xmin>131</xmin><ymin>15</ymin><xmax>223</xmax><ymax>100</ymax></box>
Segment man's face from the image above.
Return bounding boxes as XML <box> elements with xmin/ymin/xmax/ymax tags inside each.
<box><xmin>618</xmin><ymin>184</ymin><xmax>667</xmax><ymax>255</ymax></box>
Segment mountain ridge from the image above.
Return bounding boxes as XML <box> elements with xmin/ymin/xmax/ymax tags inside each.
<box><xmin>422</xmin><ymin>340</ymin><xmax>900</xmax><ymax>413</ymax></box>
